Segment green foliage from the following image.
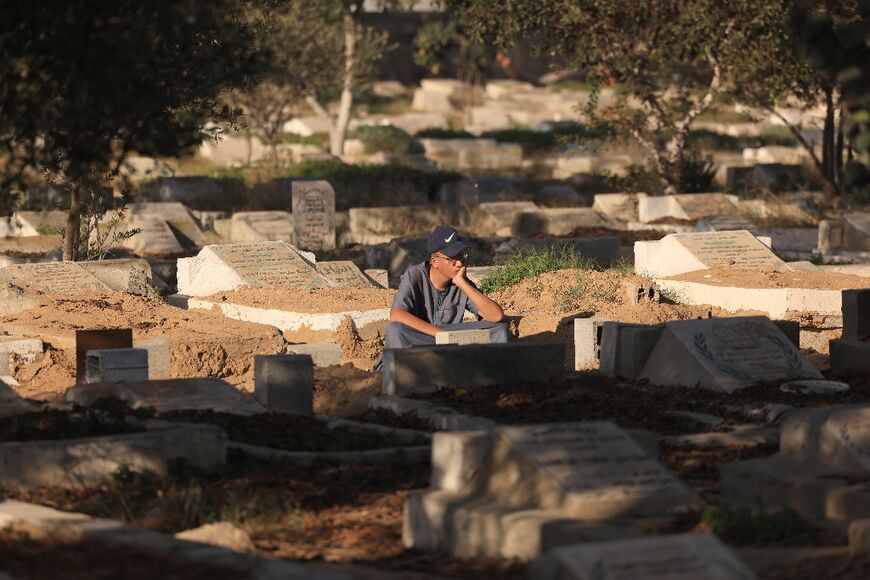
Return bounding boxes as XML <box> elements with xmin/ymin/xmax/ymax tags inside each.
<box><xmin>612</xmin><ymin>151</ymin><xmax>718</xmax><ymax>195</ymax></box>
<box><xmin>349</xmin><ymin>125</ymin><xmax>415</xmax><ymax>154</ymax></box>
<box><xmin>413</xmin><ymin>18</ymin><xmax>493</xmax><ymax>81</ymax></box>
<box><xmin>757</xmin><ymin>125</ymin><xmax>801</xmax><ymax>147</ymax></box>
<box><xmin>479</xmin><ymin>246</ymin><xmax>601</xmax><ymax>294</ymax></box>
<box><xmin>701</xmin><ymin>504</ymin><xmax>815</xmax><ymax>546</ymax></box>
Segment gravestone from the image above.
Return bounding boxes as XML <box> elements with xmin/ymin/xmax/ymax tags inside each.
<box><xmin>634</xmin><ymin>230</ymin><xmax>788</xmax><ymax>278</ymax></box>
<box><xmin>638</xmin><ymin>193</ymin><xmax>740</xmax><ymax>224</ymax></box>
<box><xmin>530</xmin><ymin>533</ymin><xmax>755</xmax><ymax>580</ymax></box>
<box><xmin>0</xmin><ymin>262</ymin><xmax>113</xmax><ymax>318</ymax></box>
<box><xmin>315</xmin><ymin>261</ymin><xmax>374</xmax><ymax>289</ymax></box>
<box><xmin>229</xmin><ymin>211</ymin><xmax>293</xmax><ymax>243</ymax></box>
<box><xmin>122</xmin><ymin>213</ymin><xmax>185</xmax><ymax>256</ymax></box>
<box><xmin>176</xmin><ymin>241</ymin><xmax>322</xmax><ymax>297</ymax></box>
<box><xmin>829</xmin><ymin>289</ymin><xmax>870</xmax><ymax>374</ymax></box>
<box><xmin>292</xmin><ymin>181</ymin><xmax>336</xmax><ymax>252</ymax></box>
<box><xmin>488</xmin><ymin>422</ymin><xmax>703</xmax><ymax>519</ymax></box>
<box><xmin>639</xmin><ymin>317</ymin><xmax>822</xmax><ymax>393</ymax></box>
<box><xmin>75</xmin><ymin>329</ymin><xmax>133</xmax><ymax>383</ymax></box>
<box><xmin>128</xmin><ymin>201</ymin><xmax>206</xmax><ymax>247</ymax></box>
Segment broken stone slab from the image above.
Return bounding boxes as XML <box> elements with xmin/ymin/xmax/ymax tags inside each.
<box><xmin>634</xmin><ymin>230</ymin><xmax>788</xmax><ymax>278</ymax></box>
<box><xmin>292</xmin><ymin>180</ymin><xmax>336</xmax><ymax>252</ymax></box>
<box><xmin>486</xmin><ymin>422</ymin><xmax>703</xmax><ymax>519</ymax></box>
<box><xmin>529</xmin><ymin>533</ymin><xmax>755</xmax><ymax>580</ymax></box>
<box><xmin>176</xmin><ymin>241</ymin><xmax>322</xmax><ymax>297</ymax></box>
<box><xmin>315</xmin><ymin>260</ymin><xmax>374</xmax><ymax>288</ymax></box>
<box><xmin>0</xmin><ymin>500</ymin><xmax>348</xmax><ymax>580</ymax></box>
<box><xmin>79</xmin><ymin>258</ymin><xmax>155</xmax><ymax>296</ymax></box>
<box><xmin>0</xmin><ymin>337</ymin><xmax>43</xmax><ymax>373</ymax></box>
<box><xmin>0</xmin><ymin>421</ymin><xmax>226</xmax><ymax>490</ymax></box>
<box><xmin>639</xmin><ymin>317</ymin><xmax>822</xmax><ymax>393</ymax></box>
<box><xmin>65</xmin><ymin>378</ymin><xmax>267</xmax><ymax>415</ymax></box>
<box><xmin>128</xmin><ymin>201</ymin><xmax>208</xmax><ymax>246</ymax></box>
<box><xmin>382</xmin><ymin>343</ymin><xmax>565</xmax><ymax>396</ymax></box>
<box><xmin>363</xmin><ymin>268</ymin><xmax>388</xmax><ymax>288</ymax></box>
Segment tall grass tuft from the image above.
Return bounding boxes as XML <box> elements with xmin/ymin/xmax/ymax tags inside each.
<box><xmin>479</xmin><ymin>245</ymin><xmax>601</xmax><ymax>294</ymax></box>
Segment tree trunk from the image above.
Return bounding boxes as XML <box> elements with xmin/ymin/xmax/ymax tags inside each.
<box><xmin>822</xmin><ymin>85</ymin><xmax>835</xmax><ymax>188</ymax></box>
<box><xmin>63</xmin><ymin>185</ymin><xmax>82</xmax><ymax>261</ymax></box>
<box><xmin>835</xmin><ymin>101</ymin><xmax>845</xmax><ymax>191</ymax></box>
<box><xmin>330</xmin><ymin>8</ymin><xmax>356</xmax><ymax>156</ymax></box>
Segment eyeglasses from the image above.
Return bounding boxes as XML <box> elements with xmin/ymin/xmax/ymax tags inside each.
<box><xmin>435</xmin><ymin>252</ymin><xmax>468</xmax><ymax>264</ymax></box>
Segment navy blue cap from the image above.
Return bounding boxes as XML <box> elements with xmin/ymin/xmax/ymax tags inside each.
<box><xmin>427</xmin><ymin>225</ymin><xmax>468</xmax><ymax>256</ymax></box>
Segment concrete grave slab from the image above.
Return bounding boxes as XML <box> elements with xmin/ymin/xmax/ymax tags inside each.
<box><xmin>66</xmin><ymin>378</ymin><xmax>267</xmax><ymax>415</ymax></box>
<box><xmin>694</xmin><ymin>215</ymin><xmax>757</xmax><ymax>232</ymax></box>
<box><xmin>79</xmin><ymin>258</ymin><xmax>154</xmax><ymax>296</ymax></box>
<box><xmin>0</xmin><ymin>262</ymin><xmax>113</xmax><ymax>316</ymax></box>
<box><xmin>176</xmin><ymin>241</ymin><xmax>321</xmax><ymax>297</ymax></box>
<box><xmin>8</xmin><ymin>210</ymin><xmax>68</xmax><ymax>237</ymax></box>
<box><xmin>779</xmin><ymin>405</ymin><xmax>870</xmax><ymax>476</ymax></box>
<box><xmin>435</xmin><ymin>329</ymin><xmax>492</xmax><ymax>345</ymax></box>
<box><xmin>382</xmin><ymin>343</ymin><xmax>565</xmax><ymax>396</ymax></box>
<box><xmin>292</xmin><ymin>180</ymin><xmax>336</xmax><ymax>252</ymax></box>
<box><xmin>128</xmin><ymin>201</ymin><xmax>206</xmax><ymax>246</ymax></box>
<box><xmin>363</xmin><ymin>268</ymin><xmax>388</xmax><ymax>288</ymax></box>
<box><xmin>639</xmin><ymin>317</ymin><xmax>822</xmax><ymax>393</ymax></box>
<box><xmin>120</xmin><ymin>213</ymin><xmax>186</xmax><ymax>256</ymax></box>
<box><xmin>229</xmin><ymin>211</ymin><xmax>293</xmax><ymax>243</ymax></box>
<box><xmin>592</xmin><ymin>193</ymin><xmax>646</xmax><ymax>222</ymax></box>
<box><xmin>468</xmin><ymin>201</ymin><xmax>537</xmax><ymax>237</ymax></box>
<box><xmin>634</xmin><ymin>230</ymin><xmax>788</xmax><ymax>278</ymax></box>
<box><xmin>638</xmin><ymin>193</ymin><xmax>740</xmax><ymax>224</ymax></box>
<box><xmin>512</xmin><ymin>208</ymin><xmax>606</xmax><ymax>237</ymax></box>
<box><xmin>315</xmin><ymin>260</ymin><xmax>374</xmax><ymax>288</ymax></box>
<box><xmin>348</xmin><ymin>205</ymin><xmax>441</xmax><ymax>237</ymax></box>
<box><xmin>530</xmin><ymin>533</ymin><xmax>755</xmax><ymax>580</ymax></box>
<box><xmin>487</xmin><ymin>422</ymin><xmax>703</xmax><ymax>519</ymax></box>
<box><xmin>133</xmin><ymin>337</ymin><xmax>171</xmax><ymax>379</ymax></box>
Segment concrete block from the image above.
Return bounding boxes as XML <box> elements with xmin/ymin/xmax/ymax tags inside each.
<box><xmin>431</xmin><ymin>431</ymin><xmax>492</xmax><ymax>492</ymax></box>
<box><xmin>435</xmin><ymin>329</ymin><xmax>492</xmax><ymax>345</ymax></box>
<box><xmin>573</xmin><ymin>317</ymin><xmax>607</xmax><ymax>371</ymax></box>
<box><xmin>133</xmin><ymin>338</ymin><xmax>171</xmax><ymax>380</ymax></box>
<box><xmin>773</xmin><ymin>320</ymin><xmax>801</xmax><ymax>348</ymax></box>
<box><xmin>598</xmin><ymin>322</ymin><xmax>646</xmax><ymax>377</ymax></box>
<box><xmin>842</xmin><ymin>289</ymin><xmax>870</xmax><ymax>341</ymax></box>
<box><xmin>254</xmin><ymin>354</ymin><xmax>314</xmax><ymax>414</ymax></box>
<box><xmin>85</xmin><ymin>348</ymin><xmax>149</xmax><ymax>383</ymax></box>
<box><xmin>381</xmin><ymin>343</ymin><xmax>565</xmax><ymax>396</ymax></box>
<box><xmin>623</xmin><ymin>280</ymin><xmax>661</xmax><ymax>304</ymax></box>
<box><xmin>829</xmin><ymin>339</ymin><xmax>870</xmax><ymax>374</ymax></box>
<box><xmin>849</xmin><ymin>519</ymin><xmax>870</xmax><ymax>554</ymax></box>
<box><xmin>402</xmin><ymin>489</ymin><xmax>470</xmax><ymax>550</ymax></box>
<box><xmin>617</xmin><ymin>326</ymin><xmax>665</xmax><ymax>379</ymax></box>
<box><xmin>286</xmin><ymin>342</ymin><xmax>341</xmax><ymax>367</ymax></box>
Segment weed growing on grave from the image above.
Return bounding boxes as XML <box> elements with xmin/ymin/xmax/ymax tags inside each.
<box><xmin>557</xmin><ymin>271</ymin><xmax>620</xmax><ymax>312</ymax></box>
<box><xmin>479</xmin><ymin>246</ymin><xmax>601</xmax><ymax>293</ymax></box>
<box><xmin>700</xmin><ymin>504</ymin><xmax>815</xmax><ymax>546</ymax></box>
<box><xmin>219</xmin><ymin>489</ymin><xmax>302</xmax><ymax>534</ymax></box>
<box><xmin>660</xmin><ymin>286</ymin><xmax>687</xmax><ymax>304</ymax></box>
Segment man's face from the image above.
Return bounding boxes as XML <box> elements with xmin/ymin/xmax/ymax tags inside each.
<box><xmin>431</xmin><ymin>251</ymin><xmax>467</xmax><ymax>276</ymax></box>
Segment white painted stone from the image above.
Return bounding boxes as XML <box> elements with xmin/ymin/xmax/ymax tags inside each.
<box><xmin>487</xmin><ymin>422</ymin><xmax>703</xmax><ymax>519</ymax></box>
<box><xmin>530</xmin><ymin>533</ymin><xmax>755</xmax><ymax>580</ymax></box>
<box><xmin>176</xmin><ymin>241</ymin><xmax>321</xmax><ymax>297</ymax></box>
<box><xmin>292</xmin><ymin>181</ymin><xmax>336</xmax><ymax>252</ymax></box>
<box><xmin>639</xmin><ymin>317</ymin><xmax>822</xmax><ymax>393</ymax></box>
<box><xmin>435</xmin><ymin>329</ymin><xmax>492</xmax><ymax>345</ymax></box>
<box><xmin>229</xmin><ymin>211</ymin><xmax>293</xmax><ymax>243</ymax></box>
<box><xmin>634</xmin><ymin>230</ymin><xmax>788</xmax><ymax>278</ymax></box>
<box><xmin>592</xmin><ymin>193</ymin><xmax>647</xmax><ymax>222</ymax></box>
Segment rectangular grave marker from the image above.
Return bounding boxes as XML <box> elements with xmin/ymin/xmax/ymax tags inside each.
<box><xmin>75</xmin><ymin>329</ymin><xmax>133</xmax><ymax>383</ymax></box>
<box><xmin>2</xmin><ymin>262</ymin><xmax>112</xmax><ymax>296</ymax></box>
<box><xmin>489</xmin><ymin>422</ymin><xmax>701</xmax><ymax>519</ymax></box>
<box><xmin>208</xmin><ymin>241</ymin><xmax>321</xmax><ymax>289</ymax></box>
<box><xmin>292</xmin><ymin>180</ymin><xmax>336</xmax><ymax>251</ymax></box>
<box><xmin>316</xmin><ymin>261</ymin><xmax>373</xmax><ymax>288</ymax></box>
<box><xmin>677</xmin><ymin>231</ymin><xmax>785</xmax><ymax>269</ymax></box>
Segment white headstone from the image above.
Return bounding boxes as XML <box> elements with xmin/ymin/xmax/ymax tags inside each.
<box><xmin>487</xmin><ymin>422</ymin><xmax>702</xmax><ymax>519</ymax></box>
<box><xmin>530</xmin><ymin>533</ymin><xmax>755</xmax><ymax>580</ymax></box>
<box><xmin>639</xmin><ymin>317</ymin><xmax>823</xmax><ymax>393</ymax></box>
<box><xmin>634</xmin><ymin>230</ymin><xmax>788</xmax><ymax>278</ymax></box>
<box><xmin>229</xmin><ymin>211</ymin><xmax>293</xmax><ymax>243</ymax></box>
<box><xmin>639</xmin><ymin>193</ymin><xmax>740</xmax><ymax>224</ymax></box>
<box><xmin>176</xmin><ymin>241</ymin><xmax>322</xmax><ymax>297</ymax></box>
<box><xmin>292</xmin><ymin>181</ymin><xmax>336</xmax><ymax>252</ymax></box>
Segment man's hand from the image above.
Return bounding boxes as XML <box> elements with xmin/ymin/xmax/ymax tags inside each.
<box><xmin>452</xmin><ymin>264</ymin><xmax>468</xmax><ymax>286</ymax></box>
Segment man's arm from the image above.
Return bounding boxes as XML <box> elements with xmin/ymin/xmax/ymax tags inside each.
<box><xmin>390</xmin><ymin>307</ymin><xmax>441</xmax><ymax>336</ymax></box>
<box><xmin>453</xmin><ymin>266</ymin><xmax>504</xmax><ymax>322</ymax></box>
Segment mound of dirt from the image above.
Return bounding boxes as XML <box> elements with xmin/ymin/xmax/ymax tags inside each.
<box><xmin>667</xmin><ymin>267</ymin><xmax>870</xmax><ymax>289</ymax></box>
<box><xmin>334</xmin><ymin>316</ymin><xmax>383</xmax><ymax>369</ymax></box>
<box><xmin>203</xmin><ymin>287</ymin><xmax>394</xmax><ymax>313</ymax></box>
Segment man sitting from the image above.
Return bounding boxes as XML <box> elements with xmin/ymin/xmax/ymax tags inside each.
<box><xmin>375</xmin><ymin>225</ymin><xmax>509</xmax><ymax>369</ymax></box>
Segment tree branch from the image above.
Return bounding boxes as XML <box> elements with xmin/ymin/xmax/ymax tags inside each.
<box><xmin>766</xmin><ymin>106</ymin><xmax>842</xmax><ymax>195</ymax></box>
<box><xmin>305</xmin><ymin>95</ymin><xmax>334</xmax><ymax>127</ymax></box>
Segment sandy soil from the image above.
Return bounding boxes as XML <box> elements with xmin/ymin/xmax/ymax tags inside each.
<box><xmin>203</xmin><ymin>287</ymin><xmax>394</xmax><ymax>313</ymax></box>
<box><xmin>667</xmin><ymin>267</ymin><xmax>870</xmax><ymax>289</ymax></box>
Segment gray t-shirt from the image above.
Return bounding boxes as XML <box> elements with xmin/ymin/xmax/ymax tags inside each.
<box><xmin>391</xmin><ymin>261</ymin><xmax>481</xmax><ymax>326</ymax></box>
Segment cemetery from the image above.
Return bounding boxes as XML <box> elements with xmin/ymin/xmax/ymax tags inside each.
<box><xmin>1</xmin><ymin>2</ymin><xmax>870</xmax><ymax>579</ymax></box>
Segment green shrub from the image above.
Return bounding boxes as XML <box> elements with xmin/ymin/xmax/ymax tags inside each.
<box><xmin>349</xmin><ymin>125</ymin><xmax>414</xmax><ymax>155</ymax></box>
<box><xmin>701</xmin><ymin>504</ymin><xmax>815</xmax><ymax>546</ymax></box>
<box><xmin>415</xmin><ymin>127</ymin><xmax>474</xmax><ymax>139</ymax></box>
<box><xmin>479</xmin><ymin>246</ymin><xmax>601</xmax><ymax>293</ymax></box>
<box><xmin>757</xmin><ymin>125</ymin><xmax>800</xmax><ymax>148</ymax></box>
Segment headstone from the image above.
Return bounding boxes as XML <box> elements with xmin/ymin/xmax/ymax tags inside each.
<box><xmin>85</xmin><ymin>348</ymin><xmax>149</xmax><ymax>383</ymax></box>
<box><xmin>254</xmin><ymin>354</ymin><xmax>314</xmax><ymax>415</ymax></box>
<box><xmin>65</xmin><ymin>378</ymin><xmax>266</xmax><ymax>415</ymax></box>
<box><xmin>75</xmin><ymin>329</ymin><xmax>133</xmax><ymax>383</ymax></box>
<box><xmin>315</xmin><ymin>261</ymin><xmax>374</xmax><ymax>288</ymax></box>
<box><xmin>292</xmin><ymin>181</ymin><xmax>336</xmax><ymax>252</ymax></box>
<box><xmin>0</xmin><ymin>262</ymin><xmax>114</xmax><ymax>317</ymax></box>
<box><xmin>639</xmin><ymin>317</ymin><xmax>822</xmax><ymax>393</ymax></box>
<box><xmin>634</xmin><ymin>230</ymin><xmax>788</xmax><ymax>278</ymax></box>
<box><xmin>121</xmin><ymin>213</ymin><xmax>185</xmax><ymax>256</ymax></box>
<box><xmin>387</xmin><ymin>237</ymin><xmax>429</xmax><ymax>287</ymax></box>
<box><xmin>176</xmin><ymin>241</ymin><xmax>322</xmax><ymax>297</ymax></box>
<box><xmin>488</xmin><ymin>422</ymin><xmax>702</xmax><ymax>519</ymax></box>
<box><xmin>638</xmin><ymin>193</ymin><xmax>739</xmax><ymax>224</ymax></box>
<box><xmin>829</xmin><ymin>289</ymin><xmax>870</xmax><ymax>374</ymax></box>
<box><xmin>229</xmin><ymin>211</ymin><xmax>293</xmax><ymax>243</ymax></box>
<box><xmin>128</xmin><ymin>202</ymin><xmax>204</xmax><ymax>246</ymax></box>
<box><xmin>592</xmin><ymin>193</ymin><xmax>647</xmax><ymax>222</ymax></box>
<box><xmin>529</xmin><ymin>533</ymin><xmax>754</xmax><ymax>580</ymax></box>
